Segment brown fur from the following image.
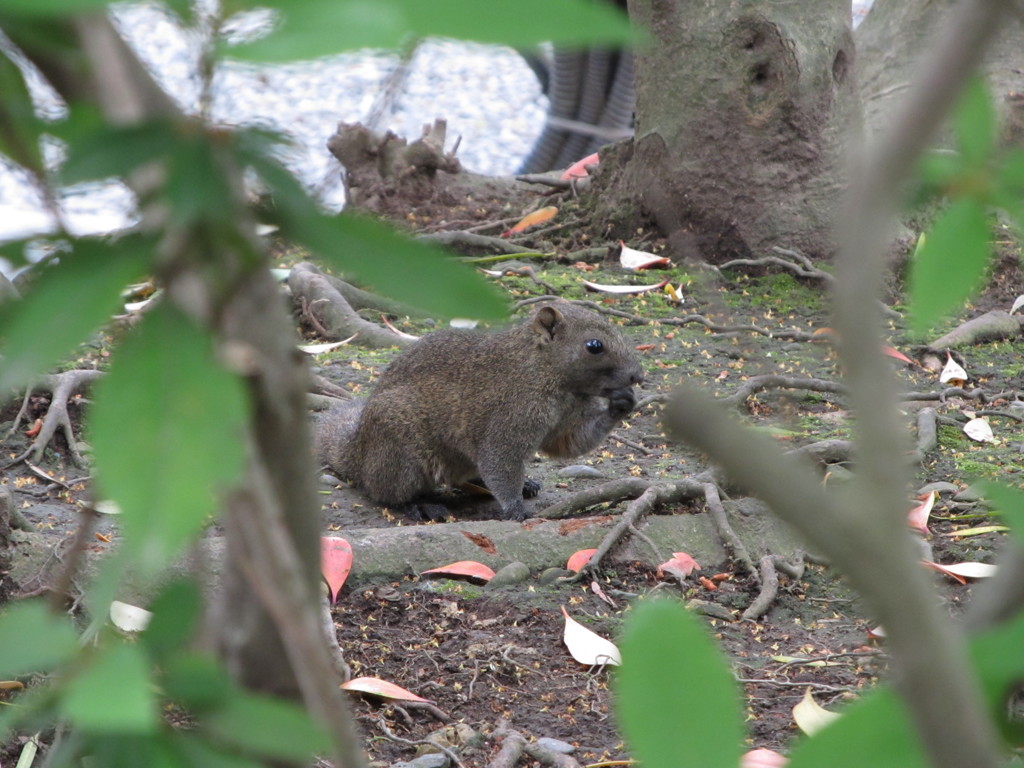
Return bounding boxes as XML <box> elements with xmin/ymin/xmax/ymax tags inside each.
<box><xmin>314</xmin><ymin>302</ymin><xmax>643</xmax><ymax>520</ymax></box>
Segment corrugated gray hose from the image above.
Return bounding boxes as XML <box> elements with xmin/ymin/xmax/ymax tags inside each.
<box><xmin>517</xmin><ymin>49</ymin><xmax>635</xmax><ymax>174</ymax></box>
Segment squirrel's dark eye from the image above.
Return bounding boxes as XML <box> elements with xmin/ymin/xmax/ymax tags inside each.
<box><xmin>585</xmin><ymin>339</ymin><xmax>604</xmax><ymax>354</ymax></box>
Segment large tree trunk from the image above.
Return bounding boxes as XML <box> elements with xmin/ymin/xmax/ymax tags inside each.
<box><xmin>857</xmin><ymin>0</ymin><xmax>1024</xmax><ymax>145</ymax></box>
<box><xmin>592</xmin><ymin>0</ymin><xmax>857</xmax><ymax>263</ymax></box>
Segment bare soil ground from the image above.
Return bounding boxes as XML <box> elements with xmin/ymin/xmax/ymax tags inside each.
<box><xmin>1</xmin><ymin>212</ymin><xmax>1022</xmax><ymax>765</ymax></box>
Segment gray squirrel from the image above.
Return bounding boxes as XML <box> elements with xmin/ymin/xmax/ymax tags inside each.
<box><xmin>314</xmin><ymin>302</ymin><xmax>644</xmax><ymax>520</ymax></box>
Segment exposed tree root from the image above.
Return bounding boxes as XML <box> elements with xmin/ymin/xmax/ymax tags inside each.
<box><xmin>490</xmin><ymin>721</ymin><xmax>582</xmax><ymax>768</ymax></box>
<box><xmin>538</xmin><ymin>477</ymin><xmax>705</xmax><ymax>520</ymax></box>
<box><xmin>742</xmin><ymin>552</ymin><xmax>808</xmax><ymax>622</ymax></box>
<box><xmin>418</xmin><ymin>231</ymin><xmax>536</xmax><ymax>256</ymax></box>
<box><xmin>721</xmin><ymin>375</ymin><xmax>846</xmax><ymax>406</ymax></box>
<box><xmin>927</xmin><ymin>309</ymin><xmax>1023</xmax><ymax>349</ymax></box>
<box><xmin>702</xmin><ymin>482</ymin><xmax>757</xmax><ymax>578</ymax></box>
<box><xmin>288</xmin><ymin>262</ymin><xmax>414</xmax><ymax>349</ymax></box>
<box><xmin>5</xmin><ymin>369</ymin><xmax>104</xmax><ymax>468</ymax></box>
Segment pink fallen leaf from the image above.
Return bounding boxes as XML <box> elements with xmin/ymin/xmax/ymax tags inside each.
<box><xmin>618</xmin><ymin>242</ymin><xmax>671</xmax><ymax>270</ymax></box>
<box><xmin>581</xmin><ymin>278</ymin><xmax>669</xmax><ymax>294</ymax></box>
<box><xmin>939</xmin><ymin>352</ymin><xmax>967</xmax><ymax>385</ymax></box>
<box><xmin>561</xmin><ymin>606</ymin><xmax>621</xmax><ymax>666</ymax></box>
<box><xmin>907</xmin><ymin>491</ymin><xmax>936</xmax><ymax>534</ymax></box>
<box><xmin>340</xmin><ymin>676</ymin><xmax>434</xmax><ymax>704</ymax></box>
<box><xmin>792</xmin><ymin>687</ymin><xmax>840</xmax><ymax>735</ymax></box>
<box><xmin>742</xmin><ymin>748</ymin><xmax>789</xmax><ymax>768</ymax></box>
<box><xmin>560</xmin><ymin>152</ymin><xmax>600</xmax><ymax>180</ymax></box>
<box><xmin>419</xmin><ymin>561</ymin><xmax>495</xmax><ymax>583</ymax></box>
<box><xmin>590</xmin><ymin>580</ymin><xmax>617</xmax><ymax>608</ymax></box>
<box><xmin>321</xmin><ymin>537</ymin><xmax>353</xmax><ymax>604</ymax></box>
<box><xmin>566</xmin><ymin>548</ymin><xmax>597</xmax><ymax>573</ymax></box>
<box><xmin>882</xmin><ymin>345</ymin><xmax>913</xmax><ymax>365</ymax></box>
<box><xmin>501</xmin><ymin>206</ymin><xmax>558</xmax><ymax>237</ymax></box>
<box><xmin>922</xmin><ymin>560</ymin><xmax>997</xmax><ymax>583</ymax></box>
<box><xmin>656</xmin><ymin>552</ymin><xmax>701</xmax><ymax>580</ymax></box>
<box><xmin>867</xmin><ymin>625</ymin><xmax>887</xmax><ymax>640</ymax></box>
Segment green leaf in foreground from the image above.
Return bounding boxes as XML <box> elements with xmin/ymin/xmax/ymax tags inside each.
<box><xmin>615</xmin><ymin>599</ymin><xmax>742</xmax><ymax>768</ymax></box>
<box><xmin>0</xmin><ymin>600</ymin><xmax>78</xmax><ymax>677</ymax></box>
<box><xmin>787</xmin><ymin>612</ymin><xmax>1024</xmax><ymax>766</ymax></box>
<box><xmin>89</xmin><ymin>305</ymin><xmax>248</xmax><ymax>574</ymax></box>
<box><xmin>907</xmin><ymin>198</ymin><xmax>990</xmax><ymax>334</ymax></box>
<box><xmin>976</xmin><ymin>481</ymin><xmax>1024</xmax><ymax>547</ymax></box>
<box><xmin>203</xmin><ymin>692</ymin><xmax>331</xmax><ymax>761</ymax></box>
<box><xmin>244</xmin><ymin>148</ymin><xmax>506</xmax><ymax>319</ymax></box>
<box><xmin>62</xmin><ymin>641</ymin><xmax>158</xmax><ymax>734</ymax></box>
<box><xmin>0</xmin><ymin>236</ymin><xmax>147</xmax><ymax>392</ymax></box>
<box><xmin>953</xmin><ymin>78</ymin><xmax>996</xmax><ymax>166</ymax></box>
<box><xmin>230</xmin><ymin>0</ymin><xmax>632</xmax><ymax>62</ymax></box>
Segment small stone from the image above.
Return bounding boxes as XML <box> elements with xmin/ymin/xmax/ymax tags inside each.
<box><xmin>407</xmin><ymin>753</ymin><xmax>449</xmax><ymax>768</ymax></box>
<box><xmin>917</xmin><ymin>481</ymin><xmax>959</xmax><ymax>496</ymax></box>
<box><xmin>953</xmin><ymin>485</ymin><xmax>985</xmax><ymax>502</ymax></box>
<box><xmin>319</xmin><ymin>473</ymin><xmax>342</xmax><ymax>486</ymax></box>
<box><xmin>558</xmin><ymin>464</ymin><xmax>604</xmax><ymax>479</ymax></box>
<box><xmin>537</xmin><ymin>567</ymin><xmax>572</xmax><ymax>586</ymax></box>
<box><xmin>536</xmin><ymin>738</ymin><xmax>575</xmax><ymax>754</ymax></box>
<box><xmin>484</xmin><ymin>561</ymin><xmax>531</xmax><ymax>588</ymax></box>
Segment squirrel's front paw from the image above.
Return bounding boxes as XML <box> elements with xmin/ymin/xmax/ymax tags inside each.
<box><xmin>607</xmin><ymin>387</ymin><xmax>636</xmax><ymax>419</ymax></box>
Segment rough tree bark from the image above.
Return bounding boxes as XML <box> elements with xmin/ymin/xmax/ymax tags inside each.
<box><xmin>857</xmin><ymin>0</ymin><xmax>1024</xmax><ymax>144</ymax></box>
<box><xmin>591</xmin><ymin>0</ymin><xmax>857</xmax><ymax>263</ymax></box>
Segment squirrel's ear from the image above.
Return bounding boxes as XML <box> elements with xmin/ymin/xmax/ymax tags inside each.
<box><xmin>533</xmin><ymin>306</ymin><xmax>563</xmax><ymax>341</ymax></box>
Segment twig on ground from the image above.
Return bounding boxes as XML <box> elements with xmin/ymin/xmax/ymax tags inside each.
<box><xmin>539</xmin><ymin>477</ymin><xmax>705</xmax><ymax>520</ymax></box>
<box><xmin>375</xmin><ymin>717</ymin><xmax>464</xmax><ymax>768</ymax></box>
<box><xmin>514</xmin><ymin>173</ymin><xmax>572</xmax><ymax>189</ymax></box>
<box><xmin>608</xmin><ymin>432</ymin><xmax>654</xmax><ymax>455</ymax></box>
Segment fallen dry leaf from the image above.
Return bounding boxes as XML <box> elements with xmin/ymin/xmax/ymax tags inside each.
<box><xmin>656</xmin><ymin>552</ymin><xmax>700</xmax><ymax>580</ymax></box>
<box><xmin>420</xmin><ymin>561</ymin><xmax>496</xmax><ymax>583</ymax></box>
<box><xmin>502</xmin><ymin>206</ymin><xmax>558</xmax><ymax>237</ymax></box>
<box><xmin>963</xmin><ymin>417</ymin><xmax>994</xmax><ymax>443</ymax></box>
<box><xmin>939</xmin><ymin>352</ymin><xmax>967</xmax><ymax>385</ymax></box>
<box><xmin>581</xmin><ymin>278</ymin><xmax>669</xmax><ymax>294</ymax></box>
<box><xmin>109</xmin><ymin>600</ymin><xmax>153</xmax><ymax>633</ymax></box>
<box><xmin>792</xmin><ymin>687</ymin><xmax>840</xmax><ymax>735</ymax></box>
<box><xmin>907</xmin><ymin>491</ymin><xmax>936</xmax><ymax>534</ymax></box>
<box><xmin>561</xmin><ymin>152</ymin><xmax>600</xmax><ymax>180</ymax></box>
<box><xmin>321</xmin><ymin>536</ymin><xmax>354</xmax><ymax>604</ymax></box>
<box><xmin>341</xmin><ymin>676</ymin><xmax>434</xmax><ymax>704</ymax></box>
<box><xmin>742</xmin><ymin>748</ymin><xmax>789</xmax><ymax>768</ymax></box>
<box><xmin>561</xmin><ymin>606</ymin><xmax>621</xmax><ymax>666</ymax></box>
<box><xmin>461</xmin><ymin>531</ymin><xmax>498</xmax><ymax>555</ymax></box>
<box><xmin>618</xmin><ymin>241</ymin><xmax>671</xmax><ymax>270</ymax></box>
<box><xmin>566</xmin><ymin>549</ymin><xmax>598</xmax><ymax>573</ymax></box>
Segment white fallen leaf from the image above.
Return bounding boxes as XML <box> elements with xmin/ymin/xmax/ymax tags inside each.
<box><xmin>91</xmin><ymin>499</ymin><xmax>122</xmax><ymax>515</ymax></box>
<box><xmin>450</xmin><ymin>318</ymin><xmax>479</xmax><ymax>329</ymax></box>
<box><xmin>298</xmin><ymin>336</ymin><xmax>357</xmax><ymax>355</ymax></box>
<box><xmin>1010</xmin><ymin>294</ymin><xmax>1024</xmax><ymax>315</ymax></box>
<box><xmin>479</xmin><ymin>268</ymin><xmax>504</xmax><ymax>277</ymax></box>
<box><xmin>939</xmin><ymin>353</ymin><xmax>967</xmax><ymax>384</ymax></box>
<box><xmin>561</xmin><ymin>606</ymin><xmax>621</xmax><ymax>666</ymax></box>
<box><xmin>926</xmin><ymin>561</ymin><xmax>998</xmax><ymax>580</ymax></box>
<box><xmin>109</xmin><ymin>601</ymin><xmax>152</xmax><ymax>633</ymax></box>
<box><xmin>792</xmin><ymin>687</ymin><xmax>840</xmax><ymax>736</ymax></box>
<box><xmin>269</xmin><ymin>267</ymin><xmax>290</xmax><ymax>282</ymax></box>
<box><xmin>963</xmin><ymin>417</ymin><xmax>994</xmax><ymax>443</ymax></box>
<box><xmin>618</xmin><ymin>242</ymin><xmax>671</xmax><ymax>270</ymax></box>
<box><xmin>256</xmin><ymin>223</ymin><xmax>279</xmax><ymax>237</ymax></box>
<box><xmin>581</xmin><ymin>279</ymin><xmax>668</xmax><ymax>294</ymax></box>
<box><xmin>124</xmin><ymin>293</ymin><xmax>159</xmax><ymax>313</ymax></box>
